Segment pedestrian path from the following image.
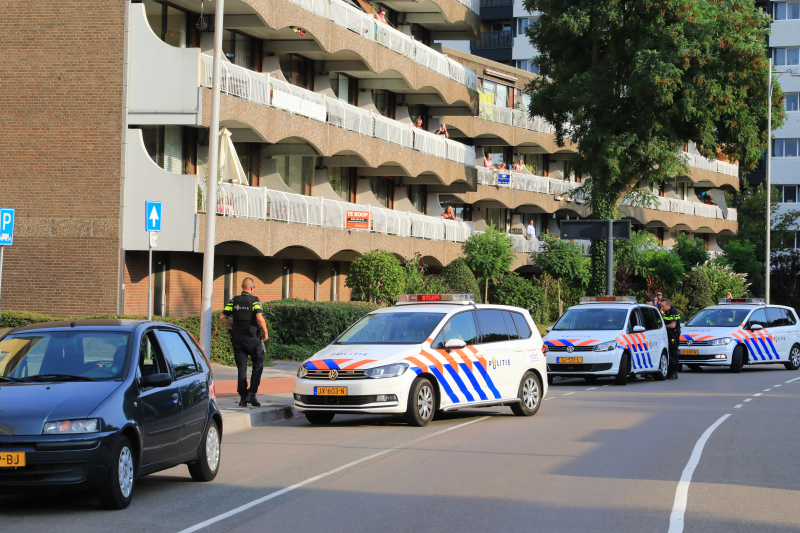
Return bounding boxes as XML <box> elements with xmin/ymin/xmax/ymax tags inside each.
<box><xmin>212</xmin><ymin>361</ymin><xmax>300</xmax><ymax>397</ymax></box>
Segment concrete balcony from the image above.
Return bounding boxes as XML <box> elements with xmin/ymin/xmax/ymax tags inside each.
<box><xmin>444</xmin><ymin>112</ymin><xmax>569</xmax><ymax>155</ymax></box>
<box><xmin>370</xmin><ymin>0</ymin><xmax>482</xmax><ymax>40</ymax></box>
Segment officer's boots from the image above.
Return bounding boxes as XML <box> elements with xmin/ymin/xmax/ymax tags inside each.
<box><xmin>239</xmin><ymin>395</ymin><xmax>248</xmax><ymax>407</ymax></box>
<box><xmin>246</xmin><ymin>392</ymin><xmax>261</xmax><ymax>407</ymax></box>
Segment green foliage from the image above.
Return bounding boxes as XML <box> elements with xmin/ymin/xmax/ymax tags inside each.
<box><xmin>693</xmin><ymin>261</ymin><xmax>749</xmax><ymax>302</ymax></box>
<box><xmin>345</xmin><ymin>249</ymin><xmax>406</xmax><ymax>305</ymax></box>
<box><xmin>462</xmin><ymin>226</ymin><xmax>516</xmax><ymax>302</ymax></box>
<box><xmin>441</xmin><ymin>258</ymin><xmax>482</xmax><ymax>303</ymax></box>
<box><xmin>717</xmin><ymin>239</ymin><xmax>762</xmax><ymax>292</ymax></box>
<box><xmin>672</xmin><ymin>233</ymin><xmax>710</xmax><ymax>272</ymax></box>
<box><xmin>644</xmin><ymin>250</ymin><xmax>685</xmax><ymax>293</ymax></box>
<box><xmin>682</xmin><ymin>269</ymin><xmax>713</xmax><ymax>318</ymax></box>
<box><xmin>0</xmin><ymin>311</ymin><xmax>59</xmax><ymax>329</ymax></box>
<box><xmin>670</xmin><ymin>292</ymin><xmax>690</xmax><ymax>312</ymax></box>
<box><xmin>531</xmin><ymin>273</ymin><xmax>585</xmax><ymax>323</ymax></box>
<box><xmin>771</xmin><ymin>250</ymin><xmax>800</xmax><ymax>319</ymax></box>
<box><xmin>613</xmin><ymin>230</ymin><xmax>661</xmax><ymax>277</ymax></box>
<box><xmin>489</xmin><ymin>273</ymin><xmax>546</xmax><ymax>323</ymax></box>
<box><xmin>532</xmin><ymin>233</ymin><xmax>589</xmax><ymax>288</ymax></box>
<box><xmin>402</xmin><ymin>253</ymin><xmax>452</xmax><ymax>296</ymax></box>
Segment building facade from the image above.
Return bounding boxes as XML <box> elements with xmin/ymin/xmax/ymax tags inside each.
<box><xmin>0</xmin><ymin>0</ymin><xmax>738</xmax><ymax>319</ymax></box>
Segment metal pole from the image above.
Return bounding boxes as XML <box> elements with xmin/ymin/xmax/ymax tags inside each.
<box><xmin>766</xmin><ymin>58</ymin><xmax>772</xmax><ymax>305</ymax></box>
<box><xmin>606</xmin><ymin>219</ymin><xmax>613</xmax><ymax>296</ymax></box>
<box><xmin>200</xmin><ymin>0</ymin><xmax>226</xmax><ymax>356</ymax></box>
<box><xmin>0</xmin><ymin>247</ymin><xmax>4</xmax><ymax>327</ymax></box>
<box><xmin>147</xmin><ymin>242</ymin><xmax>153</xmax><ymax>321</ymax></box>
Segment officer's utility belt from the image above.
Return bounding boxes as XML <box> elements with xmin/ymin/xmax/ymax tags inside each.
<box><xmin>232</xmin><ymin>326</ymin><xmax>258</xmax><ymax>337</ymax></box>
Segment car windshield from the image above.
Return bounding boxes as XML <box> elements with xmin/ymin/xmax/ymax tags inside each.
<box><xmin>0</xmin><ymin>331</ymin><xmax>131</xmax><ymax>381</ymax></box>
<box><xmin>687</xmin><ymin>308</ymin><xmax>750</xmax><ymax>327</ymax></box>
<box><xmin>553</xmin><ymin>307</ymin><xmax>628</xmax><ymax>331</ymax></box>
<box><xmin>335</xmin><ymin>312</ymin><xmax>445</xmax><ymax>344</ymax></box>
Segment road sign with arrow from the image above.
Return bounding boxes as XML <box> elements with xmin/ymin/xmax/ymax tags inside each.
<box><xmin>145</xmin><ymin>201</ymin><xmax>162</xmax><ymax>232</ymax></box>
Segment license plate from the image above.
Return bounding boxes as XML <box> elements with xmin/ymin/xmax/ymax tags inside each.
<box><xmin>0</xmin><ymin>452</ymin><xmax>25</xmax><ymax>468</ymax></box>
<box><xmin>557</xmin><ymin>357</ymin><xmax>583</xmax><ymax>364</ymax></box>
<box><xmin>681</xmin><ymin>350</ymin><xmax>699</xmax><ymax>356</ymax></box>
<box><xmin>314</xmin><ymin>386</ymin><xmax>347</xmax><ymax>396</ymax></box>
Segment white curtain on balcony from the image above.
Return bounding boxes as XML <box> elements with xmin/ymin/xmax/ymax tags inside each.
<box><xmin>707</xmin><ymin>189</ymin><xmax>728</xmax><ymax>219</ymax></box>
<box><xmin>218</xmin><ymin>127</ymin><xmax>248</xmax><ymax>185</ymax></box>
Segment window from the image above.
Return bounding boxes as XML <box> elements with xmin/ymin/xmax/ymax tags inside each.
<box><xmin>642</xmin><ymin>307</ymin><xmax>658</xmax><ymax>330</ymax></box>
<box><xmin>786</xmin><ymin>309</ymin><xmax>799</xmax><ymax>325</ymax></box>
<box><xmin>553</xmin><ymin>308</ymin><xmax>628</xmax><ymax>331</ymax></box>
<box><xmin>433</xmin><ymin>312</ymin><xmax>478</xmax><ymax>349</ymax></box>
<box><xmin>370</xmin><ymin>177</ymin><xmax>391</xmax><ymax>208</ymax></box>
<box><xmin>336</xmin><ymin>313</ymin><xmax>445</xmax><ymax>344</ymax></box>
<box><xmin>408</xmin><ymin>185</ymin><xmax>427</xmax><ymax>214</ymax></box>
<box><xmin>515</xmin><ymin>60</ymin><xmax>540</xmax><ymax>74</ymax></box>
<box><xmin>223</xmin><ymin>31</ymin><xmax>254</xmax><ymax>69</ymax></box>
<box><xmin>511</xmin><ymin>312</ymin><xmax>532</xmax><ymax>339</ymax></box>
<box><xmin>517</xmin><ymin>17</ymin><xmax>538</xmax><ymax>34</ymax></box>
<box><xmin>183</xmin><ymin>332</ymin><xmax>210</xmax><ymax>373</ymax></box>
<box><xmin>479</xmin><ymin>80</ymin><xmax>511</xmax><ymax>108</ymax></box>
<box><xmin>328</xmin><ymin>167</ymin><xmax>351</xmax><ymax>201</ymax></box>
<box><xmin>775</xmin><ymin>2</ymin><xmax>800</xmax><ymax>19</ymax></box>
<box><xmin>786</xmin><ymin>93</ymin><xmax>799</xmax><ymax>112</ymax></box>
<box><xmin>774</xmin><ymin>48</ymin><xmax>800</xmax><ymax>66</ymax></box>
<box><xmin>475</xmin><ymin>310</ymin><xmax>510</xmax><ymax>343</ymax></box>
<box><xmin>145</xmin><ymin>0</ymin><xmax>188</xmax><ymax>48</ymax></box>
<box><xmin>776</xmin><ymin>184</ymin><xmax>798</xmax><ymax>203</ymax></box>
<box><xmin>765</xmin><ymin>308</ymin><xmax>789</xmax><ymax>327</ymax></box>
<box><xmin>747</xmin><ymin>309</ymin><xmax>769</xmax><ymax>329</ymax></box>
<box><xmin>140</xmin><ymin>126</ymin><xmax>186</xmax><ymax>174</ymax></box>
<box><xmin>772</xmin><ymin>139</ymin><xmax>800</xmax><ymax>157</ymax></box>
<box><xmin>159</xmin><ymin>330</ymin><xmax>198</xmax><ymax>379</ymax></box>
<box><xmin>372</xmin><ymin>89</ymin><xmax>394</xmax><ymax>118</ymax></box>
<box><xmin>628</xmin><ymin>309</ymin><xmax>644</xmax><ymax>332</ymax></box>
<box><xmin>139</xmin><ymin>331</ymin><xmax>167</xmax><ymax>378</ymax></box>
<box><xmin>503</xmin><ymin>311</ymin><xmax>520</xmax><ymax>340</ymax></box>
<box><xmin>687</xmin><ymin>308</ymin><xmax>750</xmax><ymax>327</ymax></box>
<box><xmin>282</xmin><ymin>260</ymin><xmax>292</xmax><ymax>299</ymax></box>
<box><xmin>274</xmin><ymin>156</ymin><xmax>315</xmax><ymax>195</ymax></box>
<box><xmin>484</xmin><ymin>208</ymin><xmax>506</xmax><ymax>231</ymax></box>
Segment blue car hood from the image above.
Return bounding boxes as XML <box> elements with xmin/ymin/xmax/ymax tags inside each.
<box><xmin>0</xmin><ymin>381</ymin><xmax>122</xmax><ymax>436</ymax></box>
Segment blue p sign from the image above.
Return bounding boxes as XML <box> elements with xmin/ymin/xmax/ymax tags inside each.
<box><xmin>0</xmin><ymin>208</ymin><xmax>14</xmax><ymax>246</ymax></box>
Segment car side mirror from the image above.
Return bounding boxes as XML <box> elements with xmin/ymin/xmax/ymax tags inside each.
<box><xmin>545</xmin><ymin>327</ymin><xmax>553</xmax><ymax>333</ymax></box>
<box><xmin>141</xmin><ymin>373</ymin><xmax>172</xmax><ymax>388</ymax></box>
<box><xmin>749</xmin><ymin>324</ymin><xmax>763</xmax><ymax>331</ymax></box>
<box><xmin>444</xmin><ymin>339</ymin><xmax>467</xmax><ymax>350</ymax></box>
<box><xmin>632</xmin><ymin>326</ymin><xmax>646</xmax><ymax>333</ymax></box>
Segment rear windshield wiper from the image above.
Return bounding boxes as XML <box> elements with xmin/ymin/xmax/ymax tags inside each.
<box><xmin>19</xmin><ymin>374</ymin><xmax>96</xmax><ymax>382</ymax></box>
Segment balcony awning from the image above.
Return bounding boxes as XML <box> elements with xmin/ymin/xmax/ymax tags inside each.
<box><xmin>219</xmin><ymin>127</ymin><xmax>248</xmax><ymax>185</ymax></box>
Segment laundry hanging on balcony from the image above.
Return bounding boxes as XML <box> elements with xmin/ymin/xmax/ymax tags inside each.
<box><xmin>218</xmin><ymin>127</ymin><xmax>248</xmax><ymax>185</ymax></box>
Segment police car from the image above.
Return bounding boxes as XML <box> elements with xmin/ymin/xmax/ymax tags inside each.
<box><xmin>679</xmin><ymin>298</ymin><xmax>800</xmax><ymax>372</ymax></box>
<box><xmin>543</xmin><ymin>296</ymin><xmax>669</xmax><ymax>385</ymax></box>
<box><xmin>293</xmin><ymin>294</ymin><xmax>547</xmax><ymax>426</ymax></box>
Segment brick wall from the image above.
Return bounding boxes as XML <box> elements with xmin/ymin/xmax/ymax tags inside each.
<box><xmin>0</xmin><ymin>0</ymin><xmax>126</xmax><ymax>316</ymax></box>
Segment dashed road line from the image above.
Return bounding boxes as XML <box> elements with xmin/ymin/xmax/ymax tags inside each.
<box><xmin>786</xmin><ymin>377</ymin><xmax>800</xmax><ymax>383</ymax></box>
<box><xmin>563</xmin><ymin>392</ymin><xmax>575</xmax><ymax>396</ymax></box>
<box><xmin>734</xmin><ymin>404</ymin><xmax>743</xmax><ymax>409</ymax></box>
<box><xmin>774</xmin><ymin>384</ymin><xmax>782</xmax><ymax>388</ymax></box>
<box><xmin>763</xmin><ymin>389</ymin><xmax>772</xmax><ymax>392</ymax></box>
<box><xmin>753</xmin><ymin>393</ymin><xmax>762</xmax><ymax>397</ymax></box>
<box><xmin>744</xmin><ymin>398</ymin><xmax>752</xmax><ymax>402</ymax></box>
<box><xmin>585</xmin><ymin>387</ymin><xmax>597</xmax><ymax>390</ymax></box>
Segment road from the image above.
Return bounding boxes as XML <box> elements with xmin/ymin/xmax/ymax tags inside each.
<box><xmin>2</xmin><ymin>366</ymin><xmax>799</xmax><ymax>533</ymax></box>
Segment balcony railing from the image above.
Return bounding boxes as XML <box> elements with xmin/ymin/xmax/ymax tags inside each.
<box><xmin>478</xmin><ymin>101</ymin><xmax>556</xmax><ymax>135</ymax></box>
<box><xmin>285</xmin><ymin>0</ymin><xmax>478</xmax><ymax>88</ymax></box>
<box><xmin>682</xmin><ymin>151</ymin><xmax>739</xmax><ymax>177</ymax></box>
<box><xmin>480</xmin><ymin>0</ymin><xmax>513</xmax><ymax>6</ymax></box>
<box><xmin>198</xmin><ymin>179</ymin><xmax>474</xmax><ymax>243</ymax></box>
<box><xmin>472</xmin><ymin>31</ymin><xmax>513</xmax><ymax>50</ymax></box>
<box><xmin>200</xmin><ymin>55</ymin><xmax>476</xmax><ymax>166</ymax></box>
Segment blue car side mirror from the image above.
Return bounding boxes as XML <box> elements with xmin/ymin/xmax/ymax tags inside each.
<box><xmin>141</xmin><ymin>373</ymin><xmax>173</xmax><ymax>388</ymax></box>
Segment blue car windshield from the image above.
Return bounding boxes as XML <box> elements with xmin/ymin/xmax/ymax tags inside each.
<box><xmin>335</xmin><ymin>312</ymin><xmax>446</xmax><ymax>344</ymax></box>
<box><xmin>687</xmin><ymin>308</ymin><xmax>749</xmax><ymax>327</ymax></box>
<box><xmin>0</xmin><ymin>331</ymin><xmax>131</xmax><ymax>381</ymax></box>
<box><xmin>553</xmin><ymin>308</ymin><xmax>628</xmax><ymax>331</ymax></box>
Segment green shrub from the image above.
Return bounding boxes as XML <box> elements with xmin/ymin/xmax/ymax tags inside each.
<box><xmin>694</xmin><ymin>261</ymin><xmax>749</xmax><ymax>302</ymax></box>
<box><xmin>270</xmin><ymin>344</ymin><xmax>319</xmax><ymax>361</ymax></box>
<box><xmin>1</xmin><ymin>311</ymin><xmax>60</xmax><ymax>329</ymax></box>
<box><xmin>682</xmin><ymin>269</ymin><xmax>713</xmax><ymax>318</ymax></box>
<box><xmin>489</xmin><ymin>273</ymin><xmax>546</xmax><ymax>323</ymax></box>
<box><xmin>346</xmin><ymin>249</ymin><xmax>406</xmax><ymax>305</ymax></box>
<box><xmin>403</xmin><ymin>253</ymin><xmax>452</xmax><ymax>296</ymax></box>
<box><xmin>442</xmin><ymin>258</ymin><xmax>482</xmax><ymax>302</ymax></box>
<box><xmin>645</xmin><ymin>250</ymin><xmax>685</xmax><ymax>293</ymax></box>
<box><xmin>672</xmin><ymin>233</ymin><xmax>710</xmax><ymax>271</ymax></box>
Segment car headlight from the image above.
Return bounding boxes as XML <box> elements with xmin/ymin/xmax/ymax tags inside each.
<box><xmin>594</xmin><ymin>340</ymin><xmax>619</xmax><ymax>352</ymax></box>
<box><xmin>297</xmin><ymin>365</ymin><xmax>308</xmax><ymax>378</ymax></box>
<box><xmin>708</xmin><ymin>337</ymin><xmax>733</xmax><ymax>346</ymax></box>
<box><xmin>43</xmin><ymin>419</ymin><xmax>99</xmax><ymax>435</ymax></box>
<box><xmin>364</xmin><ymin>363</ymin><xmax>409</xmax><ymax>379</ymax></box>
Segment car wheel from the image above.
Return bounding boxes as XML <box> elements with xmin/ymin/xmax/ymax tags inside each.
<box><xmin>405</xmin><ymin>377</ymin><xmax>436</xmax><ymax>427</ymax></box>
<box><xmin>188</xmin><ymin>419</ymin><xmax>221</xmax><ymax>482</ymax></box>
<box><xmin>653</xmin><ymin>351</ymin><xmax>668</xmax><ymax>381</ymax></box>
<box><xmin>584</xmin><ymin>376</ymin><xmax>598</xmax><ymax>382</ymax></box>
<box><xmin>730</xmin><ymin>344</ymin><xmax>744</xmax><ymax>373</ymax></box>
<box><xmin>615</xmin><ymin>352</ymin><xmax>630</xmax><ymax>386</ymax></box>
<box><xmin>785</xmin><ymin>344</ymin><xmax>800</xmax><ymax>370</ymax></box>
<box><xmin>687</xmin><ymin>364</ymin><xmax>702</xmax><ymax>372</ymax></box>
<box><xmin>304</xmin><ymin>411</ymin><xmax>335</xmax><ymax>425</ymax></box>
<box><xmin>98</xmin><ymin>435</ymin><xmax>135</xmax><ymax>510</ymax></box>
<box><xmin>511</xmin><ymin>372</ymin><xmax>541</xmax><ymax>417</ymax></box>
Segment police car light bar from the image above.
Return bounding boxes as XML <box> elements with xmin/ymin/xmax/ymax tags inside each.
<box><xmin>580</xmin><ymin>296</ymin><xmax>637</xmax><ymax>304</ymax></box>
<box><xmin>397</xmin><ymin>294</ymin><xmax>475</xmax><ymax>305</ymax></box>
<box><xmin>718</xmin><ymin>298</ymin><xmax>765</xmax><ymax>305</ymax></box>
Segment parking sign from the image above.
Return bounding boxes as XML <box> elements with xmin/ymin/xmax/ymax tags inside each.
<box><xmin>0</xmin><ymin>208</ymin><xmax>14</xmax><ymax>246</ymax></box>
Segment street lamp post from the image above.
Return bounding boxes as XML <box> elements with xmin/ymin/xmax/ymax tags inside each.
<box><xmin>200</xmin><ymin>0</ymin><xmax>226</xmax><ymax>357</ymax></box>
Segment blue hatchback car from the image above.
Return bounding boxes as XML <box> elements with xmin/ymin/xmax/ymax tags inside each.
<box><xmin>0</xmin><ymin>320</ymin><xmax>222</xmax><ymax>509</ymax></box>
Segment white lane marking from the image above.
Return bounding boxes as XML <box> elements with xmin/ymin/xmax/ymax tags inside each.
<box><xmin>763</xmin><ymin>389</ymin><xmax>772</xmax><ymax>392</ymax></box>
<box><xmin>668</xmin><ymin>414</ymin><xmax>731</xmax><ymax>533</ymax></box>
<box><xmin>753</xmin><ymin>393</ymin><xmax>762</xmax><ymax>397</ymax></box>
<box><xmin>563</xmin><ymin>392</ymin><xmax>575</xmax><ymax>396</ymax></box>
<box><xmin>177</xmin><ymin>417</ymin><xmax>490</xmax><ymax>533</ymax></box>
<box><xmin>585</xmin><ymin>387</ymin><xmax>597</xmax><ymax>391</ymax></box>
<box><xmin>744</xmin><ymin>399</ymin><xmax>752</xmax><ymax>402</ymax></box>
<box><xmin>786</xmin><ymin>377</ymin><xmax>800</xmax><ymax>383</ymax></box>
<box><xmin>774</xmin><ymin>384</ymin><xmax>782</xmax><ymax>387</ymax></box>
<box><xmin>734</xmin><ymin>404</ymin><xmax>743</xmax><ymax>409</ymax></box>
<box><xmin>602</xmin><ymin>384</ymin><xmax>610</xmax><ymax>387</ymax></box>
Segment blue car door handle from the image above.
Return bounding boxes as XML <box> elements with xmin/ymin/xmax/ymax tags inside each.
<box><xmin>172</xmin><ymin>393</ymin><xmax>179</xmax><ymax>404</ymax></box>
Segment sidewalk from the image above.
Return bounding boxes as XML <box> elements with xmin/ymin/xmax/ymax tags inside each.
<box><xmin>211</xmin><ymin>360</ymin><xmax>300</xmax><ymax>398</ymax></box>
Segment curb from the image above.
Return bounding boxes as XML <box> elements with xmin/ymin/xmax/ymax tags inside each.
<box><xmin>221</xmin><ymin>404</ymin><xmax>295</xmax><ymax>434</ymax></box>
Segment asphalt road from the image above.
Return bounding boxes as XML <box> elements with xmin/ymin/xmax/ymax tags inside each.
<box><xmin>2</xmin><ymin>365</ymin><xmax>799</xmax><ymax>533</ymax></box>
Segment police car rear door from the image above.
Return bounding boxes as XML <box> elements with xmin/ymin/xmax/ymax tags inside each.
<box><xmin>744</xmin><ymin>308</ymin><xmax>776</xmax><ymax>361</ymax></box>
<box><xmin>765</xmin><ymin>307</ymin><xmax>791</xmax><ymax>360</ymax></box>
<box><xmin>626</xmin><ymin>308</ymin><xmax>652</xmax><ymax>371</ymax></box>
<box><xmin>641</xmin><ymin>306</ymin><xmax>665</xmax><ymax>370</ymax></box>
<box><xmin>474</xmin><ymin>309</ymin><xmax>515</xmax><ymax>396</ymax></box>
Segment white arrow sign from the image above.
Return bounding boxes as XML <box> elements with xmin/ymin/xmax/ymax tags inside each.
<box><xmin>149</xmin><ymin>206</ymin><xmax>159</xmax><ymax>225</ymax></box>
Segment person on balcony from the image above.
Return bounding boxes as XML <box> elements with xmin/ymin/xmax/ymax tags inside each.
<box><xmin>375</xmin><ymin>9</ymin><xmax>387</xmax><ymax>23</ymax></box>
<box><xmin>414</xmin><ymin>118</ymin><xmax>424</xmax><ymax>129</ymax></box>
<box><xmin>498</xmin><ymin>162</ymin><xmax>507</xmax><ymax>171</ymax></box>
<box><xmin>442</xmin><ymin>206</ymin><xmax>456</xmax><ymax>221</ymax></box>
<box><xmin>483</xmin><ymin>153</ymin><xmax>494</xmax><ymax>168</ymax></box>
<box><xmin>435</xmin><ymin>123</ymin><xmax>449</xmax><ymax>138</ymax></box>
<box><xmin>526</xmin><ymin>219</ymin><xmax>536</xmax><ymax>241</ymax></box>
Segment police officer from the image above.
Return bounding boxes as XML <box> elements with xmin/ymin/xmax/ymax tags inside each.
<box><xmin>660</xmin><ymin>297</ymin><xmax>681</xmax><ymax>379</ymax></box>
<box><xmin>220</xmin><ymin>277</ymin><xmax>269</xmax><ymax>407</ymax></box>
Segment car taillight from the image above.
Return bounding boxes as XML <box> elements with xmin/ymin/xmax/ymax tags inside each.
<box><xmin>541</xmin><ymin>345</ymin><xmax>547</xmax><ymax>355</ymax></box>
<box><xmin>209</xmin><ymin>380</ymin><xmax>216</xmax><ymax>401</ymax></box>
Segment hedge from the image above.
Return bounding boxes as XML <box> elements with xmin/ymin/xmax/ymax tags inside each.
<box><xmin>0</xmin><ymin>299</ymin><xmax>379</xmax><ymax>365</ymax></box>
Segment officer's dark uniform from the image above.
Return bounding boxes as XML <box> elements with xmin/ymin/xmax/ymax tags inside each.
<box><xmin>662</xmin><ymin>306</ymin><xmax>682</xmax><ymax>378</ymax></box>
<box><xmin>222</xmin><ymin>292</ymin><xmax>265</xmax><ymax>403</ymax></box>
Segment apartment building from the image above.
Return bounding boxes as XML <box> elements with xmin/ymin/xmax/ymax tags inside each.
<box><xmin>0</xmin><ymin>0</ymin><xmax>739</xmax><ymax>319</ymax></box>
<box><xmin>467</xmin><ymin>0</ymin><xmax>538</xmax><ymax>73</ymax></box>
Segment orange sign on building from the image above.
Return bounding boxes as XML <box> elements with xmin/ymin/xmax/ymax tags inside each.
<box><xmin>345</xmin><ymin>210</ymin><xmax>370</xmax><ymax>229</ymax></box>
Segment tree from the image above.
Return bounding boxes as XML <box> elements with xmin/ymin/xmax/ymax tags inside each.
<box><xmin>771</xmin><ymin>250</ymin><xmax>800</xmax><ymax>318</ymax></box>
<box><xmin>524</xmin><ymin>0</ymin><xmax>781</xmax><ymax>296</ymax></box>
<box><xmin>442</xmin><ymin>258</ymin><xmax>482</xmax><ymax>302</ymax></box>
<box><xmin>672</xmin><ymin>233</ymin><xmax>710</xmax><ymax>272</ymax></box>
<box><xmin>462</xmin><ymin>226</ymin><xmax>516</xmax><ymax>303</ymax></box>
<box><xmin>682</xmin><ymin>268</ymin><xmax>712</xmax><ymax>318</ymax></box>
<box><xmin>345</xmin><ymin>250</ymin><xmax>405</xmax><ymax>305</ymax></box>
<box><xmin>716</xmin><ymin>239</ymin><xmax>762</xmax><ymax>297</ymax></box>
<box><xmin>694</xmin><ymin>261</ymin><xmax>749</xmax><ymax>302</ymax></box>
<box><xmin>644</xmin><ymin>250</ymin><xmax>685</xmax><ymax>294</ymax></box>
<box><xmin>489</xmin><ymin>273</ymin><xmax>546</xmax><ymax>323</ymax></box>
<box><xmin>532</xmin><ymin>233</ymin><xmax>589</xmax><ymax>314</ymax></box>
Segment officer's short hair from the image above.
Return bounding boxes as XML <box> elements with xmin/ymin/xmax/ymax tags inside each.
<box><xmin>241</xmin><ymin>277</ymin><xmax>255</xmax><ymax>290</ymax></box>
<box><xmin>661</xmin><ymin>297</ymin><xmax>670</xmax><ymax>304</ymax></box>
